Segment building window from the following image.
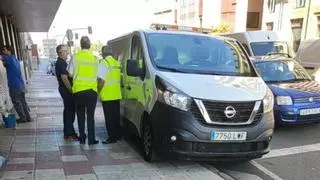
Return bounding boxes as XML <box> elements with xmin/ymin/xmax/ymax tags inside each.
<box><xmin>247</xmin><ymin>12</ymin><xmax>260</xmax><ymax>28</ymax></box>
<box><xmin>295</xmin><ymin>0</ymin><xmax>306</xmax><ymax>8</ymax></box>
<box><xmin>266</xmin><ymin>22</ymin><xmax>274</xmax><ymax>30</ymax></box>
<box><xmin>291</xmin><ymin>18</ymin><xmax>303</xmax><ymax>52</ymax></box>
<box><xmin>268</xmin><ymin>0</ymin><xmax>276</xmax><ymax>13</ymax></box>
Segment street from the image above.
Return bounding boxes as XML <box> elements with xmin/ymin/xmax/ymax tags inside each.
<box><xmin>212</xmin><ymin>124</ymin><xmax>320</xmax><ymax>180</ymax></box>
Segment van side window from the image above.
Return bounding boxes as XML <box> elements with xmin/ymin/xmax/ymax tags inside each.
<box><xmin>131</xmin><ymin>36</ymin><xmax>145</xmax><ymax>61</ymax></box>
<box><xmin>131</xmin><ymin>35</ymin><xmax>146</xmax><ymax>77</ymax></box>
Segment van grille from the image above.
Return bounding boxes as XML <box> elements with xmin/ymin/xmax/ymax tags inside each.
<box><xmin>192</xmin><ymin>141</ymin><xmax>269</xmax><ymax>153</ymax></box>
<box><xmin>294</xmin><ymin>97</ymin><xmax>320</xmax><ymax>103</ymax></box>
<box><xmin>282</xmin><ymin>114</ymin><xmax>320</xmax><ymax>121</ymax></box>
<box><xmin>190</xmin><ymin>100</ymin><xmax>262</xmax><ymax>125</ymax></box>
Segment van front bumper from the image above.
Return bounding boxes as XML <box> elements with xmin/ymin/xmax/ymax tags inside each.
<box><xmin>149</xmin><ymin>101</ymin><xmax>274</xmax><ymax>161</ymax></box>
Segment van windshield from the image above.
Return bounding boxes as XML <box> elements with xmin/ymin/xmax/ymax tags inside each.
<box><xmin>146</xmin><ymin>33</ymin><xmax>257</xmax><ymax>77</ymax></box>
<box><xmin>251</xmin><ymin>41</ymin><xmax>289</xmax><ymax>56</ymax></box>
<box><xmin>254</xmin><ymin>60</ymin><xmax>311</xmax><ymax>83</ymax></box>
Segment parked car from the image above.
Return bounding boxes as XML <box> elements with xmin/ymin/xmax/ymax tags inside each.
<box><xmin>108</xmin><ymin>30</ymin><xmax>274</xmax><ymax>162</ymax></box>
<box><xmin>253</xmin><ymin>57</ymin><xmax>320</xmax><ymax>125</ymax></box>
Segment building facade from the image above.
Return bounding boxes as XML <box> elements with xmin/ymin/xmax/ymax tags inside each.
<box><xmin>176</xmin><ymin>0</ymin><xmax>221</xmax><ymax>29</ymax></box>
<box><xmin>148</xmin><ymin>0</ymin><xmax>221</xmax><ymax>30</ymax></box>
<box><xmin>147</xmin><ymin>0</ymin><xmax>178</xmax><ymax>25</ymax></box>
<box><xmin>262</xmin><ymin>0</ymin><xmax>320</xmax><ymax>52</ymax></box>
<box><xmin>221</xmin><ymin>0</ymin><xmax>264</xmax><ymax>32</ymax></box>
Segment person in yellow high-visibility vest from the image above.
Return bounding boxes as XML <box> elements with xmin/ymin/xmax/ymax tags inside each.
<box><xmin>68</xmin><ymin>36</ymin><xmax>99</xmax><ymax>145</ymax></box>
<box><xmin>97</xmin><ymin>45</ymin><xmax>122</xmax><ymax>144</ymax></box>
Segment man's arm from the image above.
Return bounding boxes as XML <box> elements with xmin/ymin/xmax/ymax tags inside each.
<box><xmin>97</xmin><ymin>61</ymin><xmax>107</xmax><ymax>94</ymax></box>
<box><xmin>97</xmin><ymin>78</ymin><xmax>105</xmax><ymax>94</ymax></box>
<box><xmin>67</xmin><ymin>60</ymin><xmax>74</xmax><ymax>77</ymax></box>
<box><xmin>1</xmin><ymin>56</ymin><xmax>10</xmax><ymax>67</ymax></box>
<box><xmin>57</xmin><ymin>60</ymin><xmax>73</xmax><ymax>93</ymax></box>
<box><xmin>61</xmin><ymin>74</ymin><xmax>72</xmax><ymax>92</ymax></box>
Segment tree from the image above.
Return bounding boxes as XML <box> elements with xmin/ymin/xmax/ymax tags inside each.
<box><xmin>90</xmin><ymin>41</ymin><xmax>104</xmax><ymax>53</ymax></box>
<box><xmin>72</xmin><ymin>41</ymin><xmax>104</xmax><ymax>55</ymax></box>
<box><xmin>73</xmin><ymin>46</ymin><xmax>81</xmax><ymax>54</ymax></box>
<box><xmin>211</xmin><ymin>22</ymin><xmax>231</xmax><ymax>35</ymax></box>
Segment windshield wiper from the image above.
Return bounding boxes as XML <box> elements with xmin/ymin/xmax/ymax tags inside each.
<box><xmin>265</xmin><ymin>80</ymin><xmax>283</xmax><ymax>83</ymax></box>
<box><xmin>269</xmin><ymin>79</ymin><xmax>311</xmax><ymax>83</ymax></box>
<box><xmin>156</xmin><ymin>66</ymin><xmax>189</xmax><ymax>73</ymax></box>
<box><xmin>289</xmin><ymin>78</ymin><xmax>311</xmax><ymax>82</ymax></box>
<box><xmin>266</xmin><ymin>52</ymin><xmax>291</xmax><ymax>58</ymax></box>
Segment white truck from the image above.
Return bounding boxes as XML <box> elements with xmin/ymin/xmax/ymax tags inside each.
<box><xmin>295</xmin><ymin>39</ymin><xmax>320</xmax><ymax>81</ymax></box>
<box><xmin>221</xmin><ymin>31</ymin><xmax>294</xmax><ymax>58</ymax></box>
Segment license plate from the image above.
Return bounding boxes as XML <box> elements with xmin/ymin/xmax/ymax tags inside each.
<box><xmin>210</xmin><ymin>131</ymin><xmax>247</xmax><ymax>141</ymax></box>
<box><xmin>300</xmin><ymin>108</ymin><xmax>320</xmax><ymax>116</ymax></box>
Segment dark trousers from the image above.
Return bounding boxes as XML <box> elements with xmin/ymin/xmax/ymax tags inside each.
<box><xmin>59</xmin><ymin>86</ymin><xmax>76</xmax><ymax>136</ymax></box>
<box><xmin>102</xmin><ymin>100</ymin><xmax>121</xmax><ymax>140</ymax></box>
<box><xmin>74</xmin><ymin>90</ymin><xmax>97</xmax><ymax>143</ymax></box>
<box><xmin>9</xmin><ymin>88</ymin><xmax>31</xmax><ymax>121</ymax></box>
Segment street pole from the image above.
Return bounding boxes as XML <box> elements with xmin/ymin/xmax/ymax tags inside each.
<box><xmin>304</xmin><ymin>0</ymin><xmax>312</xmax><ymax>40</ymax></box>
<box><xmin>198</xmin><ymin>0</ymin><xmax>203</xmax><ymax>33</ymax></box>
<box><xmin>199</xmin><ymin>15</ymin><xmax>203</xmax><ymax>33</ymax></box>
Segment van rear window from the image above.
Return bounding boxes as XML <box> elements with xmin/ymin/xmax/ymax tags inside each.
<box><xmin>251</xmin><ymin>41</ymin><xmax>289</xmax><ymax>56</ymax></box>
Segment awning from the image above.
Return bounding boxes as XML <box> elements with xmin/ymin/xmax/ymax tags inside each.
<box><xmin>0</xmin><ymin>0</ymin><xmax>62</xmax><ymax>32</ymax></box>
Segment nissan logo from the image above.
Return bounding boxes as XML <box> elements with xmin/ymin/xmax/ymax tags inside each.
<box><xmin>224</xmin><ymin>106</ymin><xmax>236</xmax><ymax>119</ymax></box>
<box><xmin>309</xmin><ymin>97</ymin><xmax>314</xmax><ymax>102</ymax></box>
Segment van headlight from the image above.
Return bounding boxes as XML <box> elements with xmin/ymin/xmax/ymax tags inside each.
<box><xmin>156</xmin><ymin>76</ymin><xmax>191</xmax><ymax>111</ymax></box>
<box><xmin>263</xmin><ymin>89</ymin><xmax>274</xmax><ymax>113</ymax></box>
<box><xmin>276</xmin><ymin>96</ymin><xmax>293</xmax><ymax>105</ymax></box>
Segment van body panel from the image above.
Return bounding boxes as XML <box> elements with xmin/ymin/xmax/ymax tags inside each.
<box><xmin>221</xmin><ymin>31</ymin><xmax>293</xmax><ymax>58</ymax></box>
<box><xmin>157</xmin><ymin>72</ymin><xmax>267</xmax><ymax>101</ymax></box>
<box><xmin>150</xmin><ymin>101</ymin><xmax>273</xmax><ymax>160</ymax></box>
<box><xmin>222</xmin><ymin>31</ymin><xmax>279</xmax><ymax>43</ymax></box>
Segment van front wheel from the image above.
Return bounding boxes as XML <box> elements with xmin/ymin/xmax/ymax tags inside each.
<box><xmin>142</xmin><ymin>120</ymin><xmax>157</xmax><ymax>162</ymax></box>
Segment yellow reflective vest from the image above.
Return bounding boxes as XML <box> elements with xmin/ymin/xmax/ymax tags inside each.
<box><xmin>99</xmin><ymin>56</ymin><xmax>122</xmax><ymax>101</ymax></box>
<box><xmin>72</xmin><ymin>50</ymin><xmax>99</xmax><ymax>93</ymax></box>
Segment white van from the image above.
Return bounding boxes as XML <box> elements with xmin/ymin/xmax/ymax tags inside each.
<box><xmin>221</xmin><ymin>31</ymin><xmax>293</xmax><ymax>58</ymax></box>
<box><xmin>295</xmin><ymin>39</ymin><xmax>320</xmax><ymax>81</ymax></box>
<box><xmin>108</xmin><ymin>30</ymin><xmax>274</xmax><ymax>162</ymax></box>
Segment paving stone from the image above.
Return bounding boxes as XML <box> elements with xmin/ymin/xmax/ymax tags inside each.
<box><xmin>61</xmin><ymin>155</ymin><xmax>88</xmax><ymax>162</ymax></box>
<box><xmin>35</xmin><ymin>169</ymin><xmax>66</xmax><ymax>180</ymax></box>
<box><xmin>7</xmin><ymin>157</ymin><xmax>35</xmax><ymax>164</ymax></box>
<box><xmin>66</xmin><ymin>174</ymin><xmax>97</xmax><ymax>180</ymax></box>
<box><xmin>2</xmin><ymin>170</ymin><xmax>34</xmax><ymax>180</ymax></box>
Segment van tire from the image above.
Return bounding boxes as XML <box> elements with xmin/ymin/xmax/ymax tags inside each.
<box><xmin>142</xmin><ymin>119</ymin><xmax>158</xmax><ymax>162</ymax></box>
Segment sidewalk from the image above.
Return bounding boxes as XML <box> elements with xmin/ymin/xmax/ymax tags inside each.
<box><xmin>0</xmin><ymin>71</ymin><xmax>224</xmax><ymax>180</ymax></box>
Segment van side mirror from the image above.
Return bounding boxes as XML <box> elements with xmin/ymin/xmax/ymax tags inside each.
<box><xmin>126</xmin><ymin>59</ymin><xmax>143</xmax><ymax>77</ymax></box>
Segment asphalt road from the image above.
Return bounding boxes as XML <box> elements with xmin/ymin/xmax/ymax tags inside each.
<box><xmin>212</xmin><ymin>123</ymin><xmax>320</xmax><ymax>180</ymax></box>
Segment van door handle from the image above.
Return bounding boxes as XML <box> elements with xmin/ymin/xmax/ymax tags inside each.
<box><xmin>127</xmin><ymin>86</ymin><xmax>131</xmax><ymax>90</ymax></box>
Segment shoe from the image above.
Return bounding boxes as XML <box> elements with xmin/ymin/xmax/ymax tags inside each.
<box><xmin>79</xmin><ymin>135</ymin><xmax>87</xmax><ymax>144</ymax></box>
<box><xmin>88</xmin><ymin>140</ymin><xmax>99</xmax><ymax>145</ymax></box>
<box><xmin>26</xmin><ymin>118</ymin><xmax>33</xmax><ymax>122</ymax></box>
<box><xmin>72</xmin><ymin>134</ymin><xmax>80</xmax><ymax>141</ymax></box>
<box><xmin>102</xmin><ymin>139</ymin><xmax>117</xmax><ymax>144</ymax></box>
<box><xmin>16</xmin><ymin>119</ymin><xmax>27</xmax><ymax>123</ymax></box>
<box><xmin>64</xmin><ymin>135</ymin><xmax>79</xmax><ymax>141</ymax></box>
<box><xmin>117</xmin><ymin>135</ymin><xmax>123</xmax><ymax>141</ymax></box>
